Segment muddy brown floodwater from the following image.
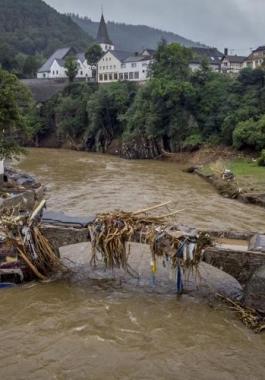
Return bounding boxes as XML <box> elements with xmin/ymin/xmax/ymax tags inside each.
<box><xmin>1</xmin><ymin>148</ymin><xmax>265</xmax><ymax>380</ymax></box>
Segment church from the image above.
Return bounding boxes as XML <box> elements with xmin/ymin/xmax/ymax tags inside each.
<box><xmin>37</xmin><ymin>13</ymin><xmax>154</xmax><ymax>83</ymax></box>
<box><xmin>96</xmin><ymin>14</ymin><xmax>154</xmax><ymax>83</ymax></box>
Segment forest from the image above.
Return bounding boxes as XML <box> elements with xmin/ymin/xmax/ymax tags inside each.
<box><xmin>0</xmin><ymin>0</ymin><xmax>93</xmax><ymax>77</ymax></box>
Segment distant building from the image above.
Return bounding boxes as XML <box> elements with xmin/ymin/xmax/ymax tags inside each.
<box><xmin>96</xmin><ymin>14</ymin><xmax>115</xmax><ymax>52</ymax></box>
<box><xmin>244</xmin><ymin>46</ymin><xmax>265</xmax><ymax>69</ymax></box>
<box><xmin>221</xmin><ymin>49</ymin><xmax>246</xmax><ymax>74</ymax></box>
<box><xmin>96</xmin><ymin>15</ymin><xmax>154</xmax><ymax>83</ymax></box>
<box><xmin>189</xmin><ymin>47</ymin><xmax>223</xmax><ymax>72</ymax></box>
<box><xmin>97</xmin><ymin>50</ymin><xmax>154</xmax><ymax>83</ymax></box>
<box><xmin>37</xmin><ymin>47</ymin><xmax>93</xmax><ymax>80</ymax></box>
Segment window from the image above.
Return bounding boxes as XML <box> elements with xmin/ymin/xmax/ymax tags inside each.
<box><xmin>114</xmin><ymin>65</ymin><xmax>116</xmax><ymax>69</ymax></box>
<box><xmin>142</xmin><ymin>70</ymin><xmax>145</xmax><ymax>73</ymax></box>
<box><xmin>114</xmin><ymin>73</ymin><xmax>118</xmax><ymax>80</ymax></box>
<box><xmin>134</xmin><ymin>72</ymin><xmax>139</xmax><ymax>79</ymax></box>
<box><xmin>99</xmin><ymin>74</ymin><xmax>103</xmax><ymax>81</ymax></box>
<box><xmin>106</xmin><ymin>66</ymin><xmax>108</xmax><ymax>70</ymax></box>
<box><xmin>80</xmin><ymin>71</ymin><xmax>83</xmax><ymax>75</ymax></box>
<box><xmin>53</xmin><ymin>71</ymin><xmax>55</xmax><ymax>75</ymax></box>
<box><xmin>109</xmin><ymin>73</ymin><xmax>113</xmax><ymax>80</ymax></box>
<box><xmin>43</xmin><ymin>73</ymin><xmax>46</xmax><ymax>78</ymax></box>
<box><xmin>142</xmin><ymin>63</ymin><xmax>148</xmax><ymax>67</ymax></box>
<box><xmin>104</xmin><ymin>74</ymin><xmax>108</xmax><ymax>81</ymax></box>
<box><xmin>121</xmin><ymin>64</ymin><xmax>126</xmax><ymax>69</ymax></box>
<box><xmin>129</xmin><ymin>72</ymin><xmax>134</xmax><ymax>79</ymax></box>
<box><xmin>119</xmin><ymin>73</ymin><xmax>124</xmax><ymax>80</ymax></box>
<box><xmin>131</xmin><ymin>63</ymin><xmax>137</xmax><ymax>68</ymax></box>
<box><xmin>110</xmin><ymin>65</ymin><xmax>112</xmax><ymax>69</ymax></box>
<box><xmin>105</xmin><ymin>45</ymin><xmax>108</xmax><ymax>50</ymax></box>
<box><xmin>124</xmin><ymin>73</ymin><xmax>129</xmax><ymax>80</ymax></box>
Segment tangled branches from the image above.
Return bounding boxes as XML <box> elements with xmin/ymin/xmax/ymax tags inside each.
<box><xmin>0</xmin><ymin>201</ymin><xmax>65</xmax><ymax>281</ymax></box>
<box><xmin>89</xmin><ymin>205</ymin><xmax>212</xmax><ymax>279</ymax></box>
<box><xmin>218</xmin><ymin>294</ymin><xmax>265</xmax><ymax>333</ymax></box>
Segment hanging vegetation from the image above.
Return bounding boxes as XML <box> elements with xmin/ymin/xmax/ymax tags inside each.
<box><xmin>88</xmin><ymin>203</ymin><xmax>212</xmax><ymax>292</ymax></box>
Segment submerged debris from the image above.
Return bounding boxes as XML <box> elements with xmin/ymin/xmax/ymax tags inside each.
<box><xmin>217</xmin><ymin>294</ymin><xmax>265</xmax><ymax>333</ymax></box>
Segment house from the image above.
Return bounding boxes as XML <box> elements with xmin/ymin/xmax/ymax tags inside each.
<box><xmin>189</xmin><ymin>47</ymin><xmax>223</xmax><ymax>72</ymax></box>
<box><xmin>97</xmin><ymin>50</ymin><xmax>154</xmax><ymax>83</ymax></box>
<box><xmin>221</xmin><ymin>49</ymin><xmax>246</xmax><ymax>74</ymax></box>
<box><xmin>37</xmin><ymin>47</ymin><xmax>93</xmax><ymax>80</ymax></box>
<box><xmin>244</xmin><ymin>46</ymin><xmax>265</xmax><ymax>69</ymax></box>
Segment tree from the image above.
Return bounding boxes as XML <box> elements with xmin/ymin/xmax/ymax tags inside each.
<box><xmin>85</xmin><ymin>44</ymin><xmax>103</xmax><ymax>79</ymax></box>
<box><xmin>85</xmin><ymin>44</ymin><xmax>103</xmax><ymax>78</ymax></box>
<box><xmin>233</xmin><ymin>116</ymin><xmax>265</xmax><ymax>151</ymax></box>
<box><xmin>23</xmin><ymin>56</ymin><xmax>40</xmax><ymax>78</ymax></box>
<box><xmin>65</xmin><ymin>56</ymin><xmax>79</xmax><ymax>82</ymax></box>
<box><xmin>0</xmin><ymin>69</ymin><xmax>34</xmax><ymax>160</ymax></box>
<box><xmin>151</xmin><ymin>41</ymin><xmax>193</xmax><ymax>81</ymax></box>
<box><xmin>86</xmin><ymin>82</ymin><xmax>136</xmax><ymax>151</ymax></box>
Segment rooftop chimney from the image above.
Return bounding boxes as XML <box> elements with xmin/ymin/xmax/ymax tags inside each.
<box><xmin>224</xmin><ymin>48</ymin><xmax>228</xmax><ymax>56</ymax></box>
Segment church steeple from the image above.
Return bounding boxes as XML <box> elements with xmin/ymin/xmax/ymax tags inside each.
<box><xmin>96</xmin><ymin>13</ymin><xmax>114</xmax><ymax>52</ymax></box>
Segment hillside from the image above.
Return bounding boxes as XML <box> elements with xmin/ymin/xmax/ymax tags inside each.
<box><xmin>71</xmin><ymin>14</ymin><xmax>206</xmax><ymax>52</ymax></box>
<box><xmin>0</xmin><ymin>0</ymin><xmax>93</xmax><ymax>75</ymax></box>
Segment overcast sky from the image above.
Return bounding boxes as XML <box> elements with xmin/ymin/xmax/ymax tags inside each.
<box><xmin>46</xmin><ymin>0</ymin><xmax>265</xmax><ymax>54</ymax></box>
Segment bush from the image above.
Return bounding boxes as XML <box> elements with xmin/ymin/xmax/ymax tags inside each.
<box><xmin>233</xmin><ymin>116</ymin><xmax>265</xmax><ymax>151</ymax></box>
<box><xmin>257</xmin><ymin>150</ymin><xmax>265</xmax><ymax>167</ymax></box>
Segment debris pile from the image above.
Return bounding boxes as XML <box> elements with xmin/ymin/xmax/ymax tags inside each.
<box><xmin>0</xmin><ymin>200</ymin><xmax>65</xmax><ymax>283</ymax></box>
<box><xmin>89</xmin><ymin>202</ymin><xmax>212</xmax><ymax>293</ymax></box>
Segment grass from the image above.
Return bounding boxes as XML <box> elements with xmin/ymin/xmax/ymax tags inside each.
<box><xmin>228</xmin><ymin>159</ymin><xmax>265</xmax><ymax>192</ymax></box>
<box><xmin>201</xmin><ymin>158</ymin><xmax>265</xmax><ymax>193</ymax></box>
<box><xmin>229</xmin><ymin>159</ymin><xmax>265</xmax><ymax>177</ymax></box>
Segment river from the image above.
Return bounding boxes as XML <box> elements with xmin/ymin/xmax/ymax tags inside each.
<box><xmin>1</xmin><ymin>148</ymin><xmax>265</xmax><ymax>380</ymax></box>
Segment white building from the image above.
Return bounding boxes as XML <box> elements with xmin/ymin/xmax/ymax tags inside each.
<box><xmin>37</xmin><ymin>47</ymin><xmax>93</xmax><ymax>80</ymax></box>
<box><xmin>97</xmin><ymin>50</ymin><xmax>153</xmax><ymax>83</ymax></box>
<box><xmin>96</xmin><ymin>14</ymin><xmax>115</xmax><ymax>53</ymax></box>
<box><xmin>221</xmin><ymin>51</ymin><xmax>246</xmax><ymax>74</ymax></box>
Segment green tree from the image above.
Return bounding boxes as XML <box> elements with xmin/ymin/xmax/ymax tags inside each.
<box><xmin>85</xmin><ymin>44</ymin><xmax>103</xmax><ymax>78</ymax></box>
<box><xmin>0</xmin><ymin>68</ymin><xmax>34</xmax><ymax>159</ymax></box>
<box><xmin>123</xmin><ymin>78</ymin><xmax>197</xmax><ymax>152</ymax></box>
<box><xmin>233</xmin><ymin>116</ymin><xmax>265</xmax><ymax>151</ymax></box>
<box><xmin>86</xmin><ymin>82</ymin><xmax>136</xmax><ymax>151</ymax></box>
<box><xmin>65</xmin><ymin>56</ymin><xmax>79</xmax><ymax>83</ymax></box>
<box><xmin>151</xmin><ymin>41</ymin><xmax>192</xmax><ymax>81</ymax></box>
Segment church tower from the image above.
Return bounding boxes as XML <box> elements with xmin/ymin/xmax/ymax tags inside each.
<box><xmin>96</xmin><ymin>13</ymin><xmax>115</xmax><ymax>52</ymax></box>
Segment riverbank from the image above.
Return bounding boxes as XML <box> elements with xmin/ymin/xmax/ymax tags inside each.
<box><xmin>185</xmin><ymin>154</ymin><xmax>265</xmax><ymax>207</ymax></box>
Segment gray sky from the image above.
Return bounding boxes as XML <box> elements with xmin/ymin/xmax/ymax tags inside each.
<box><xmin>46</xmin><ymin>0</ymin><xmax>265</xmax><ymax>54</ymax></box>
